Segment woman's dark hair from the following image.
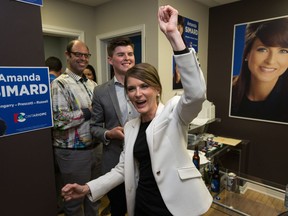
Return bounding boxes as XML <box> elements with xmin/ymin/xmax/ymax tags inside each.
<box><xmin>178</xmin><ymin>15</ymin><xmax>185</xmax><ymax>29</ymax></box>
<box><xmin>86</xmin><ymin>64</ymin><xmax>97</xmax><ymax>83</ymax></box>
<box><xmin>177</xmin><ymin>15</ymin><xmax>187</xmax><ymax>46</ymax></box>
<box><xmin>232</xmin><ymin>17</ymin><xmax>288</xmax><ymax>112</ymax></box>
<box><xmin>124</xmin><ymin>63</ymin><xmax>162</xmax><ymax>100</ymax></box>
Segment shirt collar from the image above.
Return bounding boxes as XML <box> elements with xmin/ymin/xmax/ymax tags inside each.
<box><xmin>113</xmin><ymin>76</ymin><xmax>123</xmax><ymax>86</ymax></box>
<box><xmin>65</xmin><ymin>68</ymin><xmax>86</xmax><ymax>82</ymax></box>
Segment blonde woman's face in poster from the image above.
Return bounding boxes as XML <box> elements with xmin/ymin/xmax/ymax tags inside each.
<box><xmin>177</xmin><ymin>23</ymin><xmax>184</xmax><ymax>35</ymax></box>
<box><xmin>247</xmin><ymin>38</ymin><xmax>288</xmax><ymax>83</ymax></box>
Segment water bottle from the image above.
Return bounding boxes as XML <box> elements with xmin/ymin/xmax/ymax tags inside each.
<box><xmin>211</xmin><ymin>161</ymin><xmax>220</xmax><ymax>193</ymax></box>
<box><xmin>192</xmin><ymin>144</ymin><xmax>200</xmax><ymax>170</ymax></box>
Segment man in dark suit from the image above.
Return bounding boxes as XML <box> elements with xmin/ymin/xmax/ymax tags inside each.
<box><xmin>90</xmin><ymin>37</ymin><xmax>139</xmax><ymax>216</ymax></box>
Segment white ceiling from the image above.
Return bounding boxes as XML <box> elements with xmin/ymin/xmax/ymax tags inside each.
<box><xmin>67</xmin><ymin>0</ymin><xmax>240</xmax><ymax>8</ymax></box>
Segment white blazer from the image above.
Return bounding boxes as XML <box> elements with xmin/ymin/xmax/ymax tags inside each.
<box><xmin>87</xmin><ymin>49</ymin><xmax>213</xmax><ymax>215</ymax></box>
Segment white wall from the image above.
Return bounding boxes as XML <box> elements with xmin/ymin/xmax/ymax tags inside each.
<box><xmin>41</xmin><ymin>0</ymin><xmax>209</xmax><ymax>103</ymax></box>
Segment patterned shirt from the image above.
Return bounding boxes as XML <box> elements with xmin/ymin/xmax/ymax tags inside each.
<box><xmin>51</xmin><ymin>69</ymin><xmax>97</xmax><ymax>149</ymax></box>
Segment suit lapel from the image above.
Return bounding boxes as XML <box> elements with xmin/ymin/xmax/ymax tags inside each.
<box><xmin>107</xmin><ymin>79</ymin><xmax>124</xmax><ymax>126</ymax></box>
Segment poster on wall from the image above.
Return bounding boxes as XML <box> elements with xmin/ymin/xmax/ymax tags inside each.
<box><xmin>173</xmin><ymin>15</ymin><xmax>199</xmax><ymax>90</ymax></box>
<box><xmin>0</xmin><ymin>67</ymin><xmax>53</xmax><ymax>137</ymax></box>
<box><xmin>229</xmin><ymin>15</ymin><xmax>288</xmax><ymax>124</ymax></box>
<box><xmin>16</xmin><ymin>0</ymin><xmax>43</xmax><ymax>7</ymax></box>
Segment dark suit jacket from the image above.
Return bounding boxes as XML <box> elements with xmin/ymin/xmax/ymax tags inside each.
<box><xmin>90</xmin><ymin>78</ymin><xmax>138</xmax><ymax>174</ymax></box>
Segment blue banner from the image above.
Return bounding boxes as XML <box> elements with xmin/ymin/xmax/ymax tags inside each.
<box><xmin>0</xmin><ymin>67</ymin><xmax>53</xmax><ymax>137</ymax></box>
<box><xmin>182</xmin><ymin>15</ymin><xmax>199</xmax><ymax>52</ymax></box>
<box><xmin>173</xmin><ymin>15</ymin><xmax>199</xmax><ymax>90</ymax></box>
<box><xmin>16</xmin><ymin>0</ymin><xmax>43</xmax><ymax>7</ymax></box>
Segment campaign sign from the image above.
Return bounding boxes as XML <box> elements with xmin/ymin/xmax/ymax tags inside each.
<box><xmin>0</xmin><ymin>67</ymin><xmax>53</xmax><ymax>137</ymax></box>
<box><xmin>16</xmin><ymin>0</ymin><xmax>43</xmax><ymax>7</ymax></box>
<box><xmin>173</xmin><ymin>15</ymin><xmax>199</xmax><ymax>90</ymax></box>
<box><xmin>181</xmin><ymin>15</ymin><xmax>199</xmax><ymax>52</ymax></box>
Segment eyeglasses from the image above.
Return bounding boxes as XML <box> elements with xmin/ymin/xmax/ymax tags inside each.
<box><xmin>70</xmin><ymin>52</ymin><xmax>91</xmax><ymax>59</ymax></box>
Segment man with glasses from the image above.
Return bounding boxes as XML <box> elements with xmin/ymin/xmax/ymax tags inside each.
<box><xmin>51</xmin><ymin>40</ymin><xmax>101</xmax><ymax>216</ymax></box>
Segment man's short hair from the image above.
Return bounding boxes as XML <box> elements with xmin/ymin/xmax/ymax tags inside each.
<box><xmin>45</xmin><ymin>56</ymin><xmax>62</xmax><ymax>72</ymax></box>
<box><xmin>107</xmin><ymin>37</ymin><xmax>134</xmax><ymax>57</ymax></box>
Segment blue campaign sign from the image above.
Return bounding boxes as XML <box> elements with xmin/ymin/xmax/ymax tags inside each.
<box><xmin>0</xmin><ymin>67</ymin><xmax>53</xmax><ymax>137</ymax></box>
<box><xmin>182</xmin><ymin>16</ymin><xmax>199</xmax><ymax>52</ymax></box>
<box><xmin>16</xmin><ymin>0</ymin><xmax>43</xmax><ymax>7</ymax></box>
<box><xmin>173</xmin><ymin>15</ymin><xmax>199</xmax><ymax>90</ymax></box>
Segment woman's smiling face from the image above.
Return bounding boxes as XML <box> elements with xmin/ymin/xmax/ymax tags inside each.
<box><xmin>247</xmin><ymin>38</ymin><xmax>288</xmax><ymax>83</ymax></box>
<box><xmin>126</xmin><ymin>77</ymin><xmax>159</xmax><ymax>122</ymax></box>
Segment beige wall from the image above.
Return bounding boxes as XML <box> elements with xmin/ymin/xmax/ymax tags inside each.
<box><xmin>41</xmin><ymin>0</ymin><xmax>209</xmax><ymax>103</ymax></box>
<box><xmin>41</xmin><ymin>0</ymin><xmax>96</xmax><ymax>65</ymax></box>
<box><xmin>158</xmin><ymin>0</ymin><xmax>209</xmax><ymax>102</ymax></box>
<box><xmin>93</xmin><ymin>0</ymin><xmax>158</xmax><ymax>66</ymax></box>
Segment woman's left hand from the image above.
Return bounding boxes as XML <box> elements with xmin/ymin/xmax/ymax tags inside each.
<box><xmin>61</xmin><ymin>183</ymin><xmax>90</xmax><ymax>201</ymax></box>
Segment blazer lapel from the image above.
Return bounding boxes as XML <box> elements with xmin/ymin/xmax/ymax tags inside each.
<box><xmin>146</xmin><ymin>103</ymin><xmax>165</xmax><ymax>152</ymax></box>
<box><xmin>125</xmin><ymin>118</ymin><xmax>141</xmax><ymax>149</ymax></box>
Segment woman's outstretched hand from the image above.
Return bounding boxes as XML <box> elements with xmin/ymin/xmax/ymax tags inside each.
<box><xmin>61</xmin><ymin>183</ymin><xmax>90</xmax><ymax>201</ymax></box>
<box><xmin>158</xmin><ymin>5</ymin><xmax>185</xmax><ymax>51</ymax></box>
<box><xmin>158</xmin><ymin>5</ymin><xmax>178</xmax><ymax>35</ymax></box>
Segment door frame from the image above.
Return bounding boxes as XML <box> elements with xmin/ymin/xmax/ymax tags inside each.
<box><xmin>42</xmin><ymin>24</ymin><xmax>84</xmax><ymax>40</ymax></box>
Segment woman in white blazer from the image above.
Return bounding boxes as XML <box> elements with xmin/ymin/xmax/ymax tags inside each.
<box><xmin>62</xmin><ymin>5</ymin><xmax>212</xmax><ymax>215</ymax></box>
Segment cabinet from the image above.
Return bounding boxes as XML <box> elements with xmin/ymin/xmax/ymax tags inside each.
<box><xmin>188</xmin><ymin>119</ymin><xmax>286</xmax><ymax>215</ymax></box>
<box><xmin>188</xmin><ymin>117</ymin><xmax>249</xmax><ymax>174</ymax></box>
<box><xmin>192</xmin><ymin>140</ymin><xmax>286</xmax><ymax>215</ymax></box>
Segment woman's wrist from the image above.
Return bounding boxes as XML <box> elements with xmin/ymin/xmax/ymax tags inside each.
<box><xmin>166</xmin><ymin>31</ymin><xmax>186</xmax><ymax>51</ymax></box>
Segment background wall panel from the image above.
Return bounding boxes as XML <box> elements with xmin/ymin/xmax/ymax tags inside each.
<box><xmin>207</xmin><ymin>0</ymin><xmax>288</xmax><ymax>186</ymax></box>
<box><xmin>0</xmin><ymin>1</ymin><xmax>57</xmax><ymax>215</ymax></box>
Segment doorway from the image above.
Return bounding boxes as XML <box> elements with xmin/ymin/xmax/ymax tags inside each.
<box><xmin>108</xmin><ymin>34</ymin><xmax>142</xmax><ymax>79</ymax></box>
<box><xmin>42</xmin><ymin>24</ymin><xmax>84</xmax><ymax>69</ymax></box>
<box><xmin>43</xmin><ymin>34</ymin><xmax>77</xmax><ymax>69</ymax></box>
